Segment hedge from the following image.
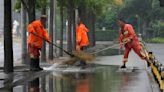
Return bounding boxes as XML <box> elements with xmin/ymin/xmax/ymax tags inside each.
<box><xmin>95</xmin><ymin>30</ymin><xmax>118</xmax><ymax>41</ymax></box>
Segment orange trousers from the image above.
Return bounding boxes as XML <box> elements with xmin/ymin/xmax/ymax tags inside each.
<box><xmin>28</xmin><ymin>44</ymin><xmax>41</xmax><ymax>58</ymax></box>
<box><xmin>123</xmin><ymin>36</ymin><xmax>145</xmax><ymax>63</ymax></box>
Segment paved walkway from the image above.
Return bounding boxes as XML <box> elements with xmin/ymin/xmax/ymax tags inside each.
<box><xmin>0</xmin><ymin>53</ymin><xmax>160</xmax><ymax>92</ymax></box>
<box><xmin>0</xmin><ymin>42</ymin><xmax>163</xmax><ymax>92</ymax></box>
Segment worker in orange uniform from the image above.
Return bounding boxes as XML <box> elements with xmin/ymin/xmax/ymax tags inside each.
<box><xmin>118</xmin><ymin>19</ymin><xmax>148</xmax><ymax>68</ymax></box>
<box><xmin>27</xmin><ymin>15</ymin><xmax>50</xmax><ymax>71</ymax></box>
<box><xmin>76</xmin><ymin>20</ymin><xmax>89</xmax><ymax>66</ymax></box>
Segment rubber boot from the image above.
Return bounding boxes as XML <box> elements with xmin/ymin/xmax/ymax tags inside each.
<box><xmin>35</xmin><ymin>58</ymin><xmax>43</xmax><ymax>71</ymax></box>
<box><xmin>121</xmin><ymin>64</ymin><xmax>126</xmax><ymax>68</ymax></box>
<box><xmin>30</xmin><ymin>58</ymin><xmax>39</xmax><ymax>71</ymax></box>
<box><xmin>80</xmin><ymin>61</ymin><xmax>87</xmax><ymax>66</ymax></box>
<box><xmin>74</xmin><ymin>60</ymin><xmax>87</xmax><ymax>68</ymax></box>
<box><xmin>78</xmin><ymin>60</ymin><xmax>87</xmax><ymax>69</ymax></box>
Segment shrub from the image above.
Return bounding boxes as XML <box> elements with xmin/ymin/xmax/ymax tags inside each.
<box><xmin>95</xmin><ymin>30</ymin><xmax>119</xmax><ymax>41</ymax></box>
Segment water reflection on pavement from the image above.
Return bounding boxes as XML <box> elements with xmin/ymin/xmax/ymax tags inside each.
<box><xmin>0</xmin><ymin>65</ymin><xmax>156</xmax><ymax>92</ymax></box>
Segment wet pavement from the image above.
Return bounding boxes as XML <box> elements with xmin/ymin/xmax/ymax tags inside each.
<box><xmin>0</xmin><ymin>42</ymin><xmax>22</xmax><ymax>66</ymax></box>
<box><xmin>0</xmin><ymin>65</ymin><xmax>160</xmax><ymax>92</ymax></box>
<box><xmin>147</xmin><ymin>44</ymin><xmax>164</xmax><ymax>65</ymax></box>
<box><xmin>0</xmin><ymin>43</ymin><xmax>163</xmax><ymax>92</ymax></box>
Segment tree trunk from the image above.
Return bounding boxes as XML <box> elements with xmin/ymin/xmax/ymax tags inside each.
<box><xmin>91</xmin><ymin>12</ymin><xmax>96</xmax><ymax>46</ymax></box>
<box><xmin>59</xmin><ymin>0</ymin><xmax>64</xmax><ymax>56</ymax></box>
<box><xmin>41</xmin><ymin>6</ymin><xmax>47</xmax><ymax>62</ymax></box>
<box><xmin>53</xmin><ymin>0</ymin><xmax>57</xmax><ymax>57</ymax></box>
<box><xmin>87</xmin><ymin>10</ymin><xmax>92</xmax><ymax>47</ymax></box>
<box><xmin>78</xmin><ymin>3</ymin><xmax>87</xmax><ymax>25</ymax></box>
<box><xmin>48</xmin><ymin>0</ymin><xmax>54</xmax><ymax>59</ymax></box>
<box><xmin>72</xmin><ymin>9</ymin><xmax>76</xmax><ymax>50</ymax></box>
<box><xmin>27</xmin><ymin>0</ymin><xmax>36</xmax><ymax>23</ymax></box>
<box><xmin>53</xmin><ymin>0</ymin><xmax>58</xmax><ymax>57</ymax></box>
<box><xmin>93</xmin><ymin>16</ymin><xmax>96</xmax><ymax>46</ymax></box>
<box><xmin>67</xmin><ymin>0</ymin><xmax>73</xmax><ymax>53</ymax></box>
<box><xmin>86</xmin><ymin>10</ymin><xmax>95</xmax><ymax>47</ymax></box>
<box><xmin>4</xmin><ymin>0</ymin><xmax>13</xmax><ymax>73</ymax></box>
<box><xmin>21</xmin><ymin>3</ymin><xmax>28</xmax><ymax>64</ymax></box>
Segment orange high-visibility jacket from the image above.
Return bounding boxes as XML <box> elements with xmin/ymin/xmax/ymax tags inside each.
<box><xmin>119</xmin><ymin>24</ymin><xmax>136</xmax><ymax>43</ymax></box>
<box><xmin>27</xmin><ymin>20</ymin><xmax>50</xmax><ymax>49</ymax></box>
<box><xmin>119</xmin><ymin>24</ymin><xmax>145</xmax><ymax>60</ymax></box>
<box><xmin>76</xmin><ymin>23</ymin><xmax>89</xmax><ymax>47</ymax></box>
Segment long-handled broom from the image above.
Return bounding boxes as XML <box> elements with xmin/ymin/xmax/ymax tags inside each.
<box><xmin>31</xmin><ymin>32</ymin><xmax>95</xmax><ymax>63</ymax></box>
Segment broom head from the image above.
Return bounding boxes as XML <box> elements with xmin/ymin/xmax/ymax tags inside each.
<box><xmin>73</xmin><ymin>51</ymin><xmax>95</xmax><ymax>62</ymax></box>
<box><xmin>60</xmin><ymin>51</ymin><xmax>95</xmax><ymax>66</ymax></box>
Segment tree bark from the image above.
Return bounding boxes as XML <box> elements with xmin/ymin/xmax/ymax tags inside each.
<box><xmin>87</xmin><ymin>10</ymin><xmax>92</xmax><ymax>47</ymax></box>
<box><xmin>92</xmin><ymin>14</ymin><xmax>96</xmax><ymax>46</ymax></box>
<box><xmin>4</xmin><ymin>0</ymin><xmax>14</xmax><ymax>73</ymax></box>
<box><xmin>59</xmin><ymin>0</ymin><xmax>64</xmax><ymax>56</ymax></box>
<box><xmin>27</xmin><ymin>0</ymin><xmax>36</xmax><ymax>23</ymax></box>
<box><xmin>48</xmin><ymin>0</ymin><xmax>54</xmax><ymax>59</ymax></box>
<box><xmin>53</xmin><ymin>0</ymin><xmax>57</xmax><ymax>57</ymax></box>
<box><xmin>67</xmin><ymin>0</ymin><xmax>73</xmax><ymax>53</ymax></box>
<box><xmin>85</xmin><ymin>10</ymin><xmax>95</xmax><ymax>47</ymax></box>
<box><xmin>41</xmin><ymin>5</ymin><xmax>47</xmax><ymax>62</ymax></box>
<box><xmin>53</xmin><ymin>0</ymin><xmax>58</xmax><ymax>57</ymax></box>
<box><xmin>20</xmin><ymin>0</ymin><xmax>35</xmax><ymax>23</ymax></box>
<box><xmin>91</xmin><ymin>12</ymin><xmax>96</xmax><ymax>46</ymax></box>
<box><xmin>21</xmin><ymin>3</ymin><xmax>28</xmax><ymax>64</ymax></box>
<box><xmin>72</xmin><ymin>9</ymin><xmax>76</xmax><ymax>50</ymax></box>
<box><xmin>78</xmin><ymin>3</ymin><xmax>87</xmax><ymax>25</ymax></box>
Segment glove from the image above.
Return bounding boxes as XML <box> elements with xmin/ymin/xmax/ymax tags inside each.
<box><xmin>122</xmin><ymin>38</ymin><xmax>131</xmax><ymax>44</ymax></box>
